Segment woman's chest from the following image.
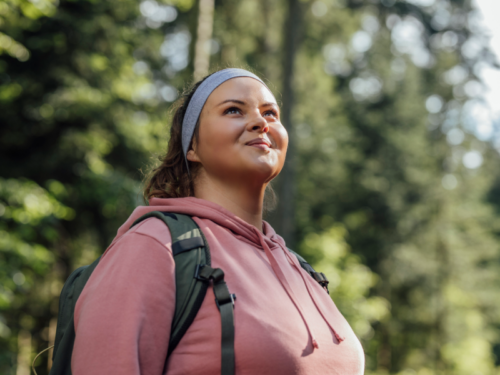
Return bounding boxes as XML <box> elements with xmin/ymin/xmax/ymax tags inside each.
<box><xmin>165</xmin><ymin>223</ymin><xmax>365</xmax><ymax>374</ymax></box>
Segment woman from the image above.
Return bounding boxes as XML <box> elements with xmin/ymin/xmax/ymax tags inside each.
<box><xmin>72</xmin><ymin>68</ymin><xmax>365</xmax><ymax>374</ymax></box>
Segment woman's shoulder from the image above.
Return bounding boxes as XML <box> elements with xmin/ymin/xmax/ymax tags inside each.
<box><xmin>111</xmin><ymin>216</ymin><xmax>173</xmax><ymax>254</ymax></box>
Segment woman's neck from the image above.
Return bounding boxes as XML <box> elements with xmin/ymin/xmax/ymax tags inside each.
<box><xmin>193</xmin><ymin>174</ymin><xmax>266</xmax><ymax>232</ymax></box>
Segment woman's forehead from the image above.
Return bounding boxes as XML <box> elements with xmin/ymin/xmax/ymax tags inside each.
<box><xmin>207</xmin><ymin>77</ymin><xmax>276</xmax><ymax>105</ymax></box>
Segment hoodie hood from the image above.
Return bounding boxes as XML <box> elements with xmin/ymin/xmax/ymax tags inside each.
<box><xmin>111</xmin><ymin>197</ymin><xmax>282</xmax><ymax>250</ymax></box>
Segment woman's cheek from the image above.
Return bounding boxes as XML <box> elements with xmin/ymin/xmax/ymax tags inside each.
<box><xmin>209</xmin><ymin>136</ymin><xmax>239</xmax><ymax>164</ymax></box>
<box><xmin>274</xmin><ymin>125</ymin><xmax>289</xmax><ymax>153</ymax></box>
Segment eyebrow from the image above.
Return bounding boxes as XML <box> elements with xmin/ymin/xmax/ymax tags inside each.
<box><xmin>217</xmin><ymin>99</ymin><xmax>245</xmax><ymax>107</ymax></box>
<box><xmin>216</xmin><ymin>99</ymin><xmax>279</xmax><ymax>109</ymax></box>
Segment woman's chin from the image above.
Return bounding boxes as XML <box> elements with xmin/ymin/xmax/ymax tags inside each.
<box><xmin>207</xmin><ymin>154</ymin><xmax>282</xmax><ymax>183</ymax></box>
<box><xmin>245</xmin><ymin>158</ymin><xmax>281</xmax><ymax>180</ymax></box>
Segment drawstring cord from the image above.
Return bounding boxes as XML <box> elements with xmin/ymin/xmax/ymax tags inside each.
<box><xmin>255</xmin><ymin>229</ymin><xmax>320</xmax><ymax>350</ymax></box>
<box><xmin>281</xmin><ymin>246</ymin><xmax>345</xmax><ymax>343</ymax></box>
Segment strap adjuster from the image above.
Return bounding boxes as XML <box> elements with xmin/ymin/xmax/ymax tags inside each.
<box><xmin>194</xmin><ymin>264</ymin><xmax>210</xmax><ymax>281</ymax></box>
<box><xmin>194</xmin><ymin>264</ymin><xmax>226</xmax><ymax>283</ymax></box>
<box><xmin>216</xmin><ymin>293</ymin><xmax>237</xmax><ymax>310</ymax></box>
<box><xmin>194</xmin><ymin>264</ymin><xmax>236</xmax><ymax>308</ymax></box>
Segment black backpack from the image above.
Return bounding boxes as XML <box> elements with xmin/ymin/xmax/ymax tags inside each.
<box><xmin>34</xmin><ymin>211</ymin><xmax>329</xmax><ymax>375</ymax></box>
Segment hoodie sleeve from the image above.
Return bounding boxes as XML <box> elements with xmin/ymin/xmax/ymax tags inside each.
<box><xmin>72</xmin><ymin>220</ymin><xmax>175</xmax><ymax>375</ymax></box>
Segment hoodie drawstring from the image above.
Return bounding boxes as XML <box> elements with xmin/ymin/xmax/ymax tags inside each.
<box><xmin>254</xmin><ymin>228</ymin><xmax>321</xmax><ymax>350</ymax></box>
<box><xmin>281</xmin><ymin>246</ymin><xmax>345</xmax><ymax>344</ymax></box>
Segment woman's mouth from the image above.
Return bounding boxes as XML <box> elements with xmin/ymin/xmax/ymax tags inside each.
<box><xmin>246</xmin><ymin>138</ymin><xmax>272</xmax><ymax>151</ymax></box>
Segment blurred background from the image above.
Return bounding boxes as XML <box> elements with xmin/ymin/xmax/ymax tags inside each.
<box><xmin>1</xmin><ymin>0</ymin><xmax>500</xmax><ymax>373</ymax></box>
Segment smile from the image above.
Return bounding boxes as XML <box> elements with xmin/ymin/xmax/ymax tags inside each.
<box><xmin>246</xmin><ymin>138</ymin><xmax>272</xmax><ymax>150</ymax></box>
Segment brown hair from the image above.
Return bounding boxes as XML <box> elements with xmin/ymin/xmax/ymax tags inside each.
<box><xmin>143</xmin><ymin>71</ymin><xmax>277</xmax><ymax>211</ymax></box>
<box><xmin>143</xmin><ymin>75</ymin><xmax>211</xmax><ymax>201</ymax></box>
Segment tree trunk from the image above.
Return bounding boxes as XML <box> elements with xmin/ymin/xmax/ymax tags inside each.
<box><xmin>193</xmin><ymin>0</ymin><xmax>214</xmax><ymax>81</ymax></box>
<box><xmin>272</xmin><ymin>0</ymin><xmax>303</xmax><ymax>247</ymax></box>
<box><xmin>16</xmin><ymin>330</ymin><xmax>31</xmax><ymax>375</ymax></box>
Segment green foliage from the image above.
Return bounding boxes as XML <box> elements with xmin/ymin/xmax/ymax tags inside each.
<box><xmin>0</xmin><ymin>178</ymin><xmax>69</xmax><ymax>373</ymax></box>
<box><xmin>300</xmin><ymin>224</ymin><xmax>389</xmax><ymax>341</ymax></box>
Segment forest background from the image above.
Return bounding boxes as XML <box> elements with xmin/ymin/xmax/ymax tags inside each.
<box><xmin>1</xmin><ymin>0</ymin><xmax>500</xmax><ymax>374</ymax></box>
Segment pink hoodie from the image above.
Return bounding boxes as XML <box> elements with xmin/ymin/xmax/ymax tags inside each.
<box><xmin>72</xmin><ymin>197</ymin><xmax>365</xmax><ymax>375</ymax></box>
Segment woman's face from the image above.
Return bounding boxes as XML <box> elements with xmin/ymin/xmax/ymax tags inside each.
<box><xmin>187</xmin><ymin>77</ymin><xmax>288</xmax><ymax>185</ymax></box>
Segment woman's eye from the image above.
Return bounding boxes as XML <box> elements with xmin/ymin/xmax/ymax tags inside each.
<box><xmin>224</xmin><ymin>107</ymin><xmax>241</xmax><ymax>115</ymax></box>
<box><xmin>263</xmin><ymin>110</ymin><xmax>278</xmax><ymax>118</ymax></box>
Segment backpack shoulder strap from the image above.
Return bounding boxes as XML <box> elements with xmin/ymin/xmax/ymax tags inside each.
<box><xmin>287</xmin><ymin>247</ymin><xmax>330</xmax><ymax>293</ymax></box>
<box><xmin>132</xmin><ymin>211</ymin><xmax>236</xmax><ymax>375</ymax></box>
<box><xmin>131</xmin><ymin>211</ymin><xmax>211</xmax><ymax>355</ymax></box>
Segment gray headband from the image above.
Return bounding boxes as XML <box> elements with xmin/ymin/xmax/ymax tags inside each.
<box><xmin>181</xmin><ymin>68</ymin><xmax>271</xmax><ymax>171</ymax></box>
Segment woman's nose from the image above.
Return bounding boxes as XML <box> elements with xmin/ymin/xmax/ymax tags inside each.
<box><xmin>247</xmin><ymin>114</ymin><xmax>269</xmax><ymax>133</ymax></box>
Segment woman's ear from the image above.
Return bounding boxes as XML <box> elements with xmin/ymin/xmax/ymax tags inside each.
<box><xmin>186</xmin><ymin>140</ymin><xmax>201</xmax><ymax>163</ymax></box>
<box><xmin>186</xmin><ymin>149</ymin><xmax>200</xmax><ymax>162</ymax></box>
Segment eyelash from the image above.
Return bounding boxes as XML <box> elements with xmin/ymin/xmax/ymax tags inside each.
<box><xmin>263</xmin><ymin>110</ymin><xmax>278</xmax><ymax>117</ymax></box>
<box><xmin>224</xmin><ymin>107</ymin><xmax>241</xmax><ymax>115</ymax></box>
<box><xmin>223</xmin><ymin>107</ymin><xmax>278</xmax><ymax>118</ymax></box>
